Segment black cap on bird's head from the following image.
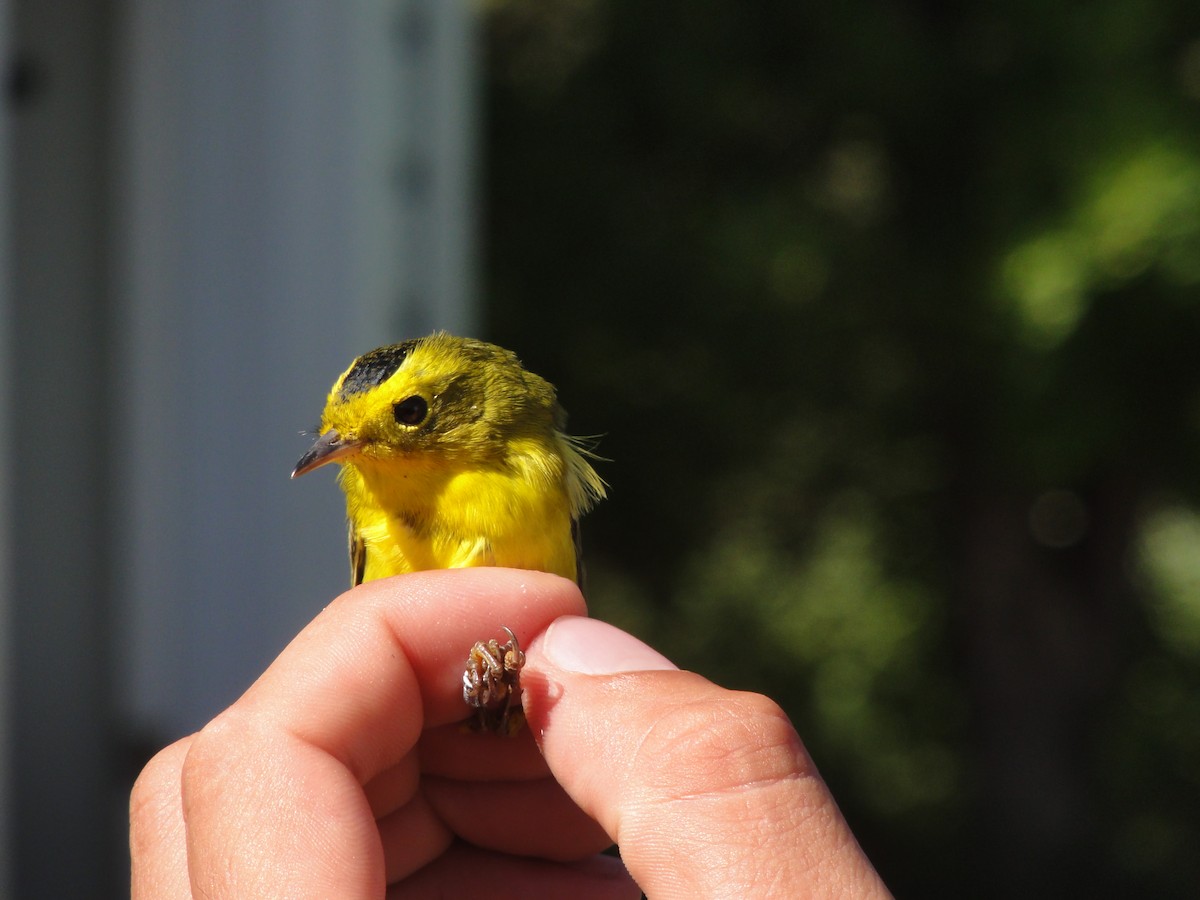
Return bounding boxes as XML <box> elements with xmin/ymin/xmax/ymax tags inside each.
<box><xmin>334</xmin><ymin>339</ymin><xmax>422</xmax><ymax>403</ymax></box>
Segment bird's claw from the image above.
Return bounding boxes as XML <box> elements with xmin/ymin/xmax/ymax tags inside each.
<box><xmin>462</xmin><ymin>626</ymin><xmax>527</xmax><ymax>736</ymax></box>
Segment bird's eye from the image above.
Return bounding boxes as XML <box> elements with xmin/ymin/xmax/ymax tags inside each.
<box><xmin>393</xmin><ymin>395</ymin><xmax>428</xmax><ymax>425</ymax></box>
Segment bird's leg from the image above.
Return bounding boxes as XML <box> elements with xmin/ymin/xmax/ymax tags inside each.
<box><xmin>462</xmin><ymin>626</ymin><xmax>526</xmax><ymax>735</ymax></box>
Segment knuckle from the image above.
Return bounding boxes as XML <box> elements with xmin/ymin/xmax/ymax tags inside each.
<box><xmin>178</xmin><ymin>710</ymin><xmax>257</xmax><ymax>806</ymax></box>
<box><xmin>635</xmin><ymin>690</ymin><xmax>811</xmax><ymax>799</ymax></box>
<box><xmin>129</xmin><ymin>737</ymin><xmax>191</xmax><ymax>853</ymax></box>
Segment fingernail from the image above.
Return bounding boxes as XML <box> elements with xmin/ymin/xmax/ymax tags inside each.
<box><xmin>540</xmin><ymin>616</ymin><xmax>678</xmax><ymax>675</ymax></box>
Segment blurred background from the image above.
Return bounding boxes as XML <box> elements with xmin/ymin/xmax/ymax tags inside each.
<box><xmin>1</xmin><ymin>0</ymin><xmax>1199</xmax><ymax>897</ymax></box>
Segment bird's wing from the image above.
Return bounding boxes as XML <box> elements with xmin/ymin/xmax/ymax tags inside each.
<box><xmin>350</xmin><ymin>526</ymin><xmax>366</xmax><ymax>587</ymax></box>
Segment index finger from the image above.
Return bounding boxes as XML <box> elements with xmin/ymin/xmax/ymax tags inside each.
<box><xmin>238</xmin><ymin>567</ymin><xmax>587</xmax><ymax>782</ymax></box>
<box><xmin>173</xmin><ymin>568</ymin><xmax>587</xmax><ymax>898</ymax></box>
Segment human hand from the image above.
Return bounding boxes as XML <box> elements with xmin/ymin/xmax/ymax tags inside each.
<box><xmin>131</xmin><ymin>568</ymin><xmax>890</xmax><ymax>898</ymax></box>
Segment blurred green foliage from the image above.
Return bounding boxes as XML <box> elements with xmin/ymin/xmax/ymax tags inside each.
<box><xmin>482</xmin><ymin>1</ymin><xmax>1200</xmax><ymax>895</ymax></box>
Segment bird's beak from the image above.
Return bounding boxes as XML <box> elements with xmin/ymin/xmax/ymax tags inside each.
<box><xmin>291</xmin><ymin>429</ymin><xmax>359</xmax><ymax>478</ymax></box>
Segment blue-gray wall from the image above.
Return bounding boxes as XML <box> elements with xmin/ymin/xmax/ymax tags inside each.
<box><xmin>3</xmin><ymin>2</ymin><xmax>477</xmax><ymax>895</ymax></box>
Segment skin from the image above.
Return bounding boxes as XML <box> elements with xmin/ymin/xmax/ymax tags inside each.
<box><xmin>130</xmin><ymin>568</ymin><xmax>892</xmax><ymax>899</ymax></box>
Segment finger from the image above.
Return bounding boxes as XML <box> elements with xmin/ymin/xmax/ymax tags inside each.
<box><xmin>420</xmin><ymin>774</ymin><xmax>612</xmax><ymax>860</ymax></box>
<box><xmin>363</xmin><ymin>752</ymin><xmax>421</xmax><ymax>818</ymax></box>
<box><xmin>417</xmin><ymin>722</ymin><xmax>550</xmax><ymax>782</ymax></box>
<box><xmin>391</xmin><ymin>842</ymin><xmax>639</xmax><ymax>900</ymax></box>
<box><xmin>180</xmin><ymin>568</ymin><xmax>587</xmax><ymax>899</ymax></box>
<box><xmin>376</xmin><ymin>788</ymin><xmax>452</xmax><ymax>884</ymax></box>
<box><xmin>354</xmin><ymin>567</ymin><xmax>587</xmax><ymax>727</ymax></box>
<box><xmin>233</xmin><ymin>567</ymin><xmax>587</xmax><ymax>776</ymax></box>
<box><xmin>130</xmin><ymin>737</ymin><xmax>194</xmax><ymax>900</ymax></box>
<box><xmin>522</xmin><ymin>616</ymin><xmax>892</xmax><ymax>899</ymax></box>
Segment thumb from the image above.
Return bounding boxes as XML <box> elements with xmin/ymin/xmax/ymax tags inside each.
<box><xmin>522</xmin><ymin>617</ymin><xmax>890</xmax><ymax>900</ymax></box>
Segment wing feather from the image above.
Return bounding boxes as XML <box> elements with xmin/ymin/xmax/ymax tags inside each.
<box><xmin>350</xmin><ymin>527</ymin><xmax>366</xmax><ymax>586</ymax></box>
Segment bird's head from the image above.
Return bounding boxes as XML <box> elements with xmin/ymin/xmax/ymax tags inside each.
<box><xmin>292</xmin><ymin>332</ymin><xmax>563</xmax><ymax>478</ymax></box>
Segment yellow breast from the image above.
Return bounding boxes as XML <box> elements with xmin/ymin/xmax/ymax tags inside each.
<box><xmin>341</xmin><ymin>447</ymin><xmax>579</xmax><ymax>584</ymax></box>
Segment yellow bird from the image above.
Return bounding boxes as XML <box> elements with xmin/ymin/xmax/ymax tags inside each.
<box><xmin>292</xmin><ymin>332</ymin><xmax>606</xmax><ymax>588</ymax></box>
